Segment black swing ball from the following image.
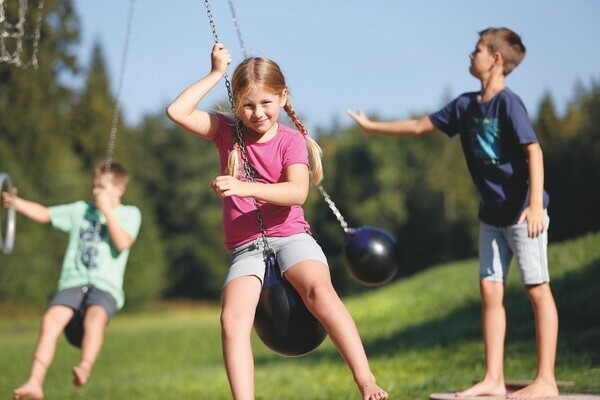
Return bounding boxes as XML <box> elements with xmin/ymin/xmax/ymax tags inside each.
<box><xmin>345</xmin><ymin>226</ymin><xmax>399</xmax><ymax>287</ymax></box>
<box><xmin>64</xmin><ymin>312</ymin><xmax>84</xmax><ymax>348</ymax></box>
<box><xmin>254</xmin><ymin>251</ymin><xmax>327</xmax><ymax>357</ymax></box>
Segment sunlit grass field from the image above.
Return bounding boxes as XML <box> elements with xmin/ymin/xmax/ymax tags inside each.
<box><xmin>1</xmin><ymin>232</ymin><xmax>599</xmax><ymax>399</ymax></box>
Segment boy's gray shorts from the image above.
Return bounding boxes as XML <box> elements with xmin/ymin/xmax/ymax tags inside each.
<box><xmin>224</xmin><ymin>232</ymin><xmax>329</xmax><ymax>286</ymax></box>
<box><xmin>49</xmin><ymin>285</ymin><xmax>118</xmax><ymax>319</ymax></box>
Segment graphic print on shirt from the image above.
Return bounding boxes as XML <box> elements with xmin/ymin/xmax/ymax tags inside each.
<box><xmin>77</xmin><ymin>211</ymin><xmax>105</xmax><ymax>270</ymax></box>
<box><xmin>469</xmin><ymin>116</ymin><xmax>501</xmax><ymax>163</ymax></box>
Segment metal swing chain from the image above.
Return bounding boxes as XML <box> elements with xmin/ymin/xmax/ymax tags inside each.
<box><xmin>227</xmin><ymin>0</ymin><xmax>247</xmax><ymax>59</ymax></box>
<box><xmin>105</xmin><ymin>0</ymin><xmax>136</xmax><ymax>172</ymax></box>
<box><xmin>204</xmin><ymin>0</ymin><xmax>270</xmax><ymax>251</ymax></box>
<box><xmin>317</xmin><ymin>184</ymin><xmax>350</xmax><ymax>233</ymax></box>
<box><xmin>0</xmin><ymin>0</ymin><xmax>43</xmax><ymax>68</ymax></box>
<box><xmin>94</xmin><ymin>0</ymin><xmax>136</xmax><ymax>242</ymax></box>
<box><xmin>223</xmin><ymin>0</ymin><xmax>352</xmax><ymax>235</ymax></box>
<box><xmin>24</xmin><ymin>0</ymin><xmax>43</xmax><ymax>69</ymax></box>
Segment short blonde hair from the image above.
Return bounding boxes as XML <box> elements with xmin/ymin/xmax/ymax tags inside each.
<box><xmin>228</xmin><ymin>57</ymin><xmax>323</xmax><ymax>185</ymax></box>
<box><xmin>479</xmin><ymin>27</ymin><xmax>526</xmax><ymax>76</ymax></box>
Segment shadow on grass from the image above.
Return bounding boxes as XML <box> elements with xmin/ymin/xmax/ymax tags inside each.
<box><xmin>255</xmin><ymin>256</ymin><xmax>600</xmax><ymax>367</ymax></box>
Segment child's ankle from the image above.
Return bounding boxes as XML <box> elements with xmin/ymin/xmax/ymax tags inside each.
<box><xmin>354</xmin><ymin>372</ymin><xmax>376</xmax><ymax>386</ymax></box>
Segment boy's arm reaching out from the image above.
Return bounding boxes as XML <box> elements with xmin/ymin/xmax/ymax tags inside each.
<box><xmin>1</xmin><ymin>190</ymin><xmax>50</xmax><ymax>223</ymax></box>
<box><xmin>347</xmin><ymin>109</ymin><xmax>437</xmax><ymax>137</ymax></box>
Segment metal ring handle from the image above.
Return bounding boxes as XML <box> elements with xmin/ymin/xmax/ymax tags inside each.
<box><xmin>0</xmin><ymin>172</ymin><xmax>16</xmax><ymax>254</ymax></box>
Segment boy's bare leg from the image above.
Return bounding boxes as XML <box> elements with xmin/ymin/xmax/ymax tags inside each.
<box><xmin>13</xmin><ymin>306</ymin><xmax>74</xmax><ymax>400</ymax></box>
<box><xmin>508</xmin><ymin>283</ymin><xmax>559</xmax><ymax>399</ymax></box>
<box><xmin>285</xmin><ymin>261</ymin><xmax>388</xmax><ymax>400</ymax></box>
<box><xmin>221</xmin><ymin>276</ymin><xmax>262</xmax><ymax>400</ymax></box>
<box><xmin>456</xmin><ymin>280</ymin><xmax>507</xmax><ymax>398</ymax></box>
<box><xmin>72</xmin><ymin>305</ymin><xmax>109</xmax><ymax>387</ymax></box>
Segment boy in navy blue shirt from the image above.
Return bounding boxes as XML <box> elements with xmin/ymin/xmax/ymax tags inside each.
<box><xmin>348</xmin><ymin>27</ymin><xmax>559</xmax><ymax>399</ymax></box>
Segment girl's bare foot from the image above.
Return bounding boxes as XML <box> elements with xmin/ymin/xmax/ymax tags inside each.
<box><xmin>507</xmin><ymin>379</ymin><xmax>559</xmax><ymax>399</ymax></box>
<box><xmin>356</xmin><ymin>375</ymin><xmax>388</xmax><ymax>400</ymax></box>
<box><xmin>72</xmin><ymin>360</ymin><xmax>92</xmax><ymax>387</ymax></box>
<box><xmin>455</xmin><ymin>379</ymin><xmax>506</xmax><ymax>398</ymax></box>
<box><xmin>13</xmin><ymin>380</ymin><xmax>44</xmax><ymax>400</ymax></box>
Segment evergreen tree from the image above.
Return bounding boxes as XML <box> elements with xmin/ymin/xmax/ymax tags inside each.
<box><xmin>130</xmin><ymin>114</ymin><xmax>226</xmax><ymax>299</ymax></box>
<box><xmin>0</xmin><ymin>0</ymin><xmax>167</xmax><ymax>308</ymax></box>
<box><xmin>0</xmin><ymin>0</ymin><xmax>83</xmax><ymax>305</ymax></box>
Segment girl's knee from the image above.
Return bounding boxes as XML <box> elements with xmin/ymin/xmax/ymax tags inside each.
<box><xmin>302</xmin><ymin>283</ymin><xmax>338</xmax><ymax>311</ymax></box>
<box><xmin>220</xmin><ymin>309</ymin><xmax>254</xmax><ymax>338</ymax></box>
<box><xmin>220</xmin><ymin>310</ymin><xmax>235</xmax><ymax>332</ymax></box>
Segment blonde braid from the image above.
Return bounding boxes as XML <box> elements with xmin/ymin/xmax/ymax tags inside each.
<box><xmin>284</xmin><ymin>103</ymin><xmax>323</xmax><ymax>185</ymax></box>
<box><xmin>224</xmin><ymin>117</ymin><xmax>242</xmax><ymax>178</ymax></box>
<box><xmin>226</xmin><ymin>143</ymin><xmax>240</xmax><ymax>178</ymax></box>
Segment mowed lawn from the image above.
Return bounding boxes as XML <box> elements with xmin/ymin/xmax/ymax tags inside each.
<box><xmin>1</xmin><ymin>232</ymin><xmax>599</xmax><ymax>399</ymax></box>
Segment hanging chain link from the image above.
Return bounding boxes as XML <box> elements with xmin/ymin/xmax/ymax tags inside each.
<box><xmin>0</xmin><ymin>0</ymin><xmax>43</xmax><ymax>68</ymax></box>
<box><xmin>94</xmin><ymin>0</ymin><xmax>136</xmax><ymax>241</ymax></box>
<box><xmin>104</xmin><ymin>0</ymin><xmax>136</xmax><ymax>172</ymax></box>
<box><xmin>227</xmin><ymin>0</ymin><xmax>247</xmax><ymax>59</ymax></box>
<box><xmin>24</xmin><ymin>0</ymin><xmax>42</xmax><ymax>68</ymax></box>
<box><xmin>204</xmin><ymin>0</ymin><xmax>270</xmax><ymax>250</ymax></box>
<box><xmin>317</xmin><ymin>184</ymin><xmax>351</xmax><ymax>233</ymax></box>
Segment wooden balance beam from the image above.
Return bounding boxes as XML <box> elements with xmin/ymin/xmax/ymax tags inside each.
<box><xmin>430</xmin><ymin>380</ymin><xmax>599</xmax><ymax>400</ymax></box>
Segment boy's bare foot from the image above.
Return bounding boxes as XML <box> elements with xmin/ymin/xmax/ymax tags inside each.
<box><xmin>455</xmin><ymin>379</ymin><xmax>506</xmax><ymax>398</ymax></box>
<box><xmin>13</xmin><ymin>380</ymin><xmax>44</xmax><ymax>400</ymax></box>
<box><xmin>356</xmin><ymin>375</ymin><xmax>388</xmax><ymax>400</ymax></box>
<box><xmin>72</xmin><ymin>360</ymin><xmax>92</xmax><ymax>387</ymax></box>
<box><xmin>507</xmin><ymin>379</ymin><xmax>559</xmax><ymax>399</ymax></box>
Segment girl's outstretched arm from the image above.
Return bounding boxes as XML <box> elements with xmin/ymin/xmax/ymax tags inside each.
<box><xmin>212</xmin><ymin>163</ymin><xmax>310</xmax><ymax>206</ymax></box>
<box><xmin>166</xmin><ymin>43</ymin><xmax>232</xmax><ymax>140</ymax></box>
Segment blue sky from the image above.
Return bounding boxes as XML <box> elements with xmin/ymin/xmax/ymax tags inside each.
<box><xmin>74</xmin><ymin>0</ymin><xmax>600</xmax><ymax>133</ymax></box>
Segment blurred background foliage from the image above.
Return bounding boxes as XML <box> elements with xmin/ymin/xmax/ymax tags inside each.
<box><xmin>1</xmin><ymin>0</ymin><xmax>598</xmax><ymax>308</ymax></box>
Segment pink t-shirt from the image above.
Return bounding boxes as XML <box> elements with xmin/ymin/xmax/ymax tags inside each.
<box><xmin>212</xmin><ymin>114</ymin><xmax>311</xmax><ymax>249</ymax></box>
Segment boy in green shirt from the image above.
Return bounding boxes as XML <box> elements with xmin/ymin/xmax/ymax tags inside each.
<box><xmin>3</xmin><ymin>162</ymin><xmax>141</xmax><ymax>400</ymax></box>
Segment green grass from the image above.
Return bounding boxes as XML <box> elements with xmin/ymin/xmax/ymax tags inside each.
<box><xmin>1</xmin><ymin>232</ymin><xmax>599</xmax><ymax>399</ymax></box>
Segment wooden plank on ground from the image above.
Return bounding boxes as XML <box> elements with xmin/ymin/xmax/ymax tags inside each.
<box><xmin>430</xmin><ymin>393</ymin><xmax>600</xmax><ymax>400</ymax></box>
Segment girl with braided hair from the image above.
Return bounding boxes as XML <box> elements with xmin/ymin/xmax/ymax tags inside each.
<box><xmin>167</xmin><ymin>43</ymin><xmax>387</xmax><ymax>400</ymax></box>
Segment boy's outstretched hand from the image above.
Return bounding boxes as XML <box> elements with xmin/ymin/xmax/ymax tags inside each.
<box><xmin>347</xmin><ymin>109</ymin><xmax>372</xmax><ymax>131</ymax></box>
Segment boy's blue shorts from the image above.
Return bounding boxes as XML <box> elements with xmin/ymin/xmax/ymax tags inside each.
<box><xmin>49</xmin><ymin>285</ymin><xmax>118</xmax><ymax>319</ymax></box>
<box><xmin>479</xmin><ymin>210</ymin><xmax>550</xmax><ymax>285</ymax></box>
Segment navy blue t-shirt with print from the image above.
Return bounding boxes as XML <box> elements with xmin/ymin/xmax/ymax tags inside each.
<box><xmin>429</xmin><ymin>88</ymin><xmax>549</xmax><ymax>226</ymax></box>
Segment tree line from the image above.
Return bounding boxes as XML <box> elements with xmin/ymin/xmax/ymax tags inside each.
<box><xmin>1</xmin><ymin>0</ymin><xmax>598</xmax><ymax>308</ymax></box>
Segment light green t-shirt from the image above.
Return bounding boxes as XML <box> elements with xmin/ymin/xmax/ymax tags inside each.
<box><xmin>49</xmin><ymin>200</ymin><xmax>142</xmax><ymax>309</ymax></box>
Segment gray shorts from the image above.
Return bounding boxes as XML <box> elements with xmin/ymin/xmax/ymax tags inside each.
<box><xmin>224</xmin><ymin>233</ymin><xmax>329</xmax><ymax>286</ymax></box>
<box><xmin>49</xmin><ymin>285</ymin><xmax>118</xmax><ymax>319</ymax></box>
<box><xmin>479</xmin><ymin>211</ymin><xmax>550</xmax><ymax>285</ymax></box>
